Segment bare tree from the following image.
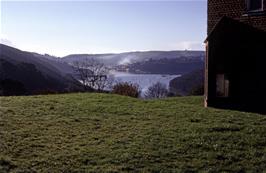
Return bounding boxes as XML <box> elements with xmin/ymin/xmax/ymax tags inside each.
<box><xmin>95</xmin><ymin>74</ymin><xmax>114</xmax><ymax>91</ymax></box>
<box><xmin>72</xmin><ymin>58</ymin><xmax>111</xmax><ymax>91</ymax></box>
<box><xmin>145</xmin><ymin>82</ymin><xmax>169</xmax><ymax>99</ymax></box>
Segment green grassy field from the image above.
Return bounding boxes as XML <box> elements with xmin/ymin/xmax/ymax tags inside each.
<box><xmin>0</xmin><ymin>93</ymin><xmax>266</xmax><ymax>172</ymax></box>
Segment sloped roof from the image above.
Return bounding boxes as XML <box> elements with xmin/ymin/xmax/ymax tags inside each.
<box><xmin>205</xmin><ymin>16</ymin><xmax>266</xmax><ymax>43</ymax></box>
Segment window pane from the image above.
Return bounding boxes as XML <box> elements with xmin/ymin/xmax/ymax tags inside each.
<box><xmin>216</xmin><ymin>74</ymin><xmax>229</xmax><ymax>97</ymax></box>
<box><xmin>224</xmin><ymin>79</ymin><xmax>229</xmax><ymax>97</ymax></box>
<box><xmin>248</xmin><ymin>0</ymin><xmax>262</xmax><ymax>11</ymax></box>
<box><xmin>216</xmin><ymin>74</ymin><xmax>225</xmax><ymax>97</ymax></box>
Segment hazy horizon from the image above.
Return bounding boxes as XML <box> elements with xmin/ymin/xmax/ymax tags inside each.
<box><xmin>1</xmin><ymin>1</ymin><xmax>207</xmax><ymax>57</ymax></box>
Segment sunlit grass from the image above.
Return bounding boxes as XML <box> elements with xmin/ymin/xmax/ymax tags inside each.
<box><xmin>0</xmin><ymin>93</ymin><xmax>266</xmax><ymax>172</ymax></box>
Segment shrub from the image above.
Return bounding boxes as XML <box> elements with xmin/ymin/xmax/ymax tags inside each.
<box><xmin>189</xmin><ymin>85</ymin><xmax>204</xmax><ymax>96</ymax></box>
<box><xmin>112</xmin><ymin>82</ymin><xmax>140</xmax><ymax>98</ymax></box>
<box><xmin>0</xmin><ymin>79</ymin><xmax>27</xmax><ymax>96</ymax></box>
<box><xmin>145</xmin><ymin>82</ymin><xmax>169</xmax><ymax>99</ymax></box>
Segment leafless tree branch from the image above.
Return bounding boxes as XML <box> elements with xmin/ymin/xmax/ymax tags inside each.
<box><xmin>72</xmin><ymin>58</ymin><xmax>112</xmax><ymax>91</ymax></box>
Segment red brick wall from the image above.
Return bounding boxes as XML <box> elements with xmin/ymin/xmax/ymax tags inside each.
<box><xmin>208</xmin><ymin>0</ymin><xmax>266</xmax><ymax>34</ymax></box>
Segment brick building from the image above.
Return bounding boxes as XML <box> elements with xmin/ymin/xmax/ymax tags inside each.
<box><xmin>205</xmin><ymin>0</ymin><xmax>266</xmax><ymax>114</ymax></box>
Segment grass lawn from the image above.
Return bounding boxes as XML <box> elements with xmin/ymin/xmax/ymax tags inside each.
<box><xmin>0</xmin><ymin>93</ymin><xmax>266</xmax><ymax>172</ymax></box>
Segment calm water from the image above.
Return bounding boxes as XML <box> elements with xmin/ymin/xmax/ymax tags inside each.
<box><xmin>111</xmin><ymin>71</ymin><xmax>181</xmax><ymax>94</ymax></box>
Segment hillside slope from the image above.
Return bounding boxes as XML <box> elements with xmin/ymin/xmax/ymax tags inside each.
<box><xmin>169</xmin><ymin>69</ymin><xmax>204</xmax><ymax>95</ymax></box>
<box><xmin>62</xmin><ymin>50</ymin><xmax>205</xmax><ymax>66</ymax></box>
<box><xmin>63</xmin><ymin>51</ymin><xmax>204</xmax><ymax>75</ymax></box>
<box><xmin>0</xmin><ymin>44</ymin><xmax>79</xmax><ymax>94</ymax></box>
<box><xmin>127</xmin><ymin>58</ymin><xmax>203</xmax><ymax>75</ymax></box>
<box><xmin>0</xmin><ymin>93</ymin><xmax>266</xmax><ymax>172</ymax></box>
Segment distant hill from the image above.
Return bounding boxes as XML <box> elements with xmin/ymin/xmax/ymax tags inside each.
<box><xmin>62</xmin><ymin>51</ymin><xmax>205</xmax><ymax>67</ymax></box>
<box><xmin>169</xmin><ymin>69</ymin><xmax>204</xmax><ymax>95</ymax></box>
<box><xmin>0</xmin><ymin>44</ymin><xmax>79</xmax><ymax>95</ymax></box>
<box><xmin>0</xmin><ymin>44</ymin><xmax>205</xmax><ymax>95</ymax></box>
<box><xmin>62</xmin><ymin>50</ymin><xmax>204</xmax><ymax>75</ymax></box>
<box><xmin>126</xmin><ymin>57</ymin><xmax>204</xmax><ymax>75</ymax></box>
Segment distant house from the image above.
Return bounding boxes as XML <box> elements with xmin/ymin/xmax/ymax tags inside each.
<box><xmin>205</xmin><ymin>0</ymin><xmax>266</xmax><ymax>114</ymax></box>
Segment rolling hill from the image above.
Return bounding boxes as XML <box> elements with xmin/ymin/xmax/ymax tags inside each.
<box><xmin>126</xmin><ymin>57</ymin><xmax>204</xmax><ymax>75</ymax></box>
<box><xmin>0</xmin><ymin>44</ymin><xmax>204</xmax><ymax>95</ymax></box>
<box><xmin>0</xmin><ymin>44</ymin><xmax>80</xmax><ymax>95</ymax></box>
<box><xmin>169</xmin><ymin>69</ymin><xmax>204</xmax><ymax>95</ymax></box>
<box><xmin>63</xmin><ymin>51</ymin><xmax>204</xmax><ymax>75</ymax></box>
<box><xmin>62</xmin><ymin>50</ymin><xmax>205</xmax><ymax>67</ymax></box>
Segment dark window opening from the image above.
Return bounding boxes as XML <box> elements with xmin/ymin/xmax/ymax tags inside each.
<box><xmin>247</xmin><ymin>0</ymin><xmax>264</xmax><ymax>12</ymax></box>
<box><xmin>216</xmin><ymin>74</ymin><xmax>229</xmax><ymax>97</ymax></box>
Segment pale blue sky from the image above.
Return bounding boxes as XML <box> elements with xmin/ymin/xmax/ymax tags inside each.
<box><xmin>1</xmin><ymin>1</ymin><xmax>207</xmax><ymax>57</ymax></box>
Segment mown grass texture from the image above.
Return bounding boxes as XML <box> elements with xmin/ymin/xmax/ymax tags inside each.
<box><xmin>0</xmin><ymin>93</ymin><xmax>266</xmax><ymax>172</ymax></box>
